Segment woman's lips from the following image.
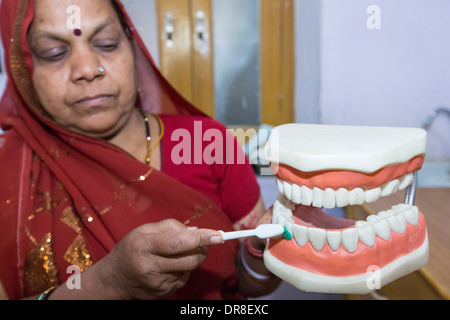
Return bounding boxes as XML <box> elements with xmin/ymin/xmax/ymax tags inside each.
<box><xmin>74</xmin><ymin>94</ymin><xmax>114</xmax><ymax>108</ymax></box>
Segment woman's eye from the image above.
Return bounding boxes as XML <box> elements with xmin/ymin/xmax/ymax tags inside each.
<box><xmin>95</xmin><ymin>42</ymin><xmax>119</xmax><ymax>52</ymax></box>
<box><xmin>42</xmin><ymin>49</ymin><xmax>67</xmax><ymax>62</ymax></box>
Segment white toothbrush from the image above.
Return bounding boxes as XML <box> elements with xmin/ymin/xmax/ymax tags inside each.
<box><xmin>218</xmin><ymin>224</ymin><xmax>286</xmax><ymax>242</ymax></box>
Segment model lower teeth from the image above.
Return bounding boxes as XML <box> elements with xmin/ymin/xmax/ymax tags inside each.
<box><xmin>262</xmin><ymin>123</ymin><xmax>429</xmax><ymax>294</ymax></box>
<box><xmin>273</xmin><ymin>198</ymin><xmax>419</xmax><ymax>253</ymax></box>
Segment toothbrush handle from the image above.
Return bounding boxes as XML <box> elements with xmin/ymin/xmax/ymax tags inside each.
<box><xmin>219</xmin><ymin>229</ymin><xmax>255</xmax><ymax>241</ymax></box>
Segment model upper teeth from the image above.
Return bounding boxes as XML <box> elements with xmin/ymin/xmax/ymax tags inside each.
<box><xmin>264</xmin><ymin>124</ymin><xmax>427</xmax><ymax>173</ymax></box>
<box><xmin>276</xmin><ymin>172</ymin><xmax>413</xmax><ymax>209</ymax></box>
<box><xmin>273</xmin><ymin>199</ymin><xmax>419</xmax><ymax>253</ymax></box>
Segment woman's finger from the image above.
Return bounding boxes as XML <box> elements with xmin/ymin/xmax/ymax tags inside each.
<box><xmin>137</xmin><ymin>219</ymin><xmax>188</xmax><ymax>234</ymax></box>
<box><xmin>147</xmin><ymin>228</ymin><xmax>222</xmax><ymax>257</ymax></box>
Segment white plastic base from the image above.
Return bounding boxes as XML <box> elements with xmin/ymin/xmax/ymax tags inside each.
<box><xmin>264</xmin><ymin>232</ymin><xmax>429</xmax><ymax>295</ymax></box>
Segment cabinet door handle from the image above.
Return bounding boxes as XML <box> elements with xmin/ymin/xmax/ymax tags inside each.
<box><xmin>165</xmin><ymin>11</ymin><xmax>174</xmax><ymax>48</ymax></box>
<box><xmin>195</xmin><ymin>10</ymin><xmax>206</xmax><ymax>47</ymax></box>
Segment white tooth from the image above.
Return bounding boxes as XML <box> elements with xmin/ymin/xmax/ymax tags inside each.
<box><xmin>378</xmin><ymin>209</ymin><xmax>394</xmax><ymax>218</ymax></box>
<box><xmin>380</xmin><ymin>179</ymin><xmax>399</xmax><ymax>197</ymax></box>
<box><xmin>388</xmin><ymin>214</ymin><xmax>407</xmax><ymax>234</ymax></box>
<box><xmin>312</xmin><ymin>187</ymin><xmax>324</xmax><ymax>208</ymax></box>
<box><xmin>391</xmin><ymin>203</ymin><xmax>412</xmax><ymax>212</ymax></box>
<box><xmin>293</xmin><ymin>224</ymin><xmax>309</xmax><ymax>246</ymax></box>
<box><xmin>355</xmin><ymin>221</ymin><xmax>369</xmax><ymax>228</ymax></box>
<box><xmin>365</xmin><ymin>188</ymin><xmax>381</xmax><ymax>203</ymax></box>
<box><xmin>276</xmin><ymin>179</ymin><xmax>284</xmax><ymax>194</ymax></box>
<box><xmin>366</xmin><ymin>214</ymin><xmax>380</xmax><ymax>224</ymax></box>
<box><xmin>348</xmin><ymin>188</ymin><xmax>365</xmax><ymax>205</ymax></box>
<box><xmin>272</xmin><ymin>201</ymin><xmax>280</xmax><ymax>224</ymax></box>
<box><xmin>398</xmin><ymin>173</ymin><xmax>413</xmax><ymax>190</ymax></box>
<box><xmin>291</xmin><ymin>184</ymin><xmax>302</xmax><ymax>204</ymax></box>
<box><xmin>369</xmin><ymin>218</ymin><xmax>391</xmax><ymax>241</ymax></box>
<box><xmin>285</xmin><ymin>220</ymin><xmax>294</xmax><ymax>236</ymax></box>
<box><xmin>272</xmin><ymin>199</ymin><xmax>293</xmax><ymax>224</ymax></box>
<box><xmin>397</xmin><ymin>212</ymin><xmax>407</xmax><ymax>229</ymax></box>
<box><xmin>392</xmin><ymin>180</ymin><xmax>400</xmax><ymax>193</ymax></box>
<box><xmin>283</xmin><ymin>181</ymin><xmax>292</xmax><ymax>201</ymax></box>
<box><xmin>272</xmin><ymin>200</ymin><xmax>283</xmax><ymax>224</ymax></box>
<box><xmin>323</xmin><ymin>188</ymin><xmax>336</xmax><ymax>209</ymax></box>
<box><xmin>274</xmin><ymin>210</ymin><xmax>285</xmax><ymax>226</ymax></box>
<box><xmin>341</xmin><ymin>228</ymin><xmax>359</xmax><ymax>253</ymax></box>
<box><xmin>284</xmin><ymin>212</ymin><xmax>294</xmax><ymax>223</ymax></box>
<box><xmin>280</xmin><ymin>206</ymin><xmax>294</xmax><ymax>220</ymax></box>
<box><xmin>336</xmin><ymin>188</ymin><xmax>349</xmax><ymax>207</ymax></box>
<box><xmin>277</xmin><ymin>214</ymin><xmax>285</xmax><ymax>227</ymax></box>
<box><xmin>278</xmin><ymin>215</ymin><xmax>294</xmax><ymax>235</ymax></box>
<box><xmin>308</xmin><ymin>228</ymin><xmax>327</xmax><ymax>251</ymax></box>
<box><xmin>355</xmin><ymin>221</ymin><xmax>376</xmax><ymax>247</ymax></box>
<box><xmin>301</xmin><ymin>185</ymin><xmax>313</xmax><ymax>206</ymax></box>
<box><xmin>403</xmin><ymin>206</ymin><xmax>419</xmax><ymax>226</ymax></box>
<box><xmin>326</xmin><ymin>231</ymin><xmax>341</xmax><ymax>251</ymax></box>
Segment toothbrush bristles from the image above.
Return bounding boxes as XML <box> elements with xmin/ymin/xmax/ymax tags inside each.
<box><xmin>282</xmin><ymin>227</ymin><xmax>293</xmax><ymax>240</ymax></box>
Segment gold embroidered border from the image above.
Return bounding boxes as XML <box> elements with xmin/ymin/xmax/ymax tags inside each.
<box><xmin>61</xmin><ymin>206</ymin><xmax>82</xmax><ymax>233</ymax></box>
<box><xmin>63</xmin><ymin>234</ymin><xmax>92</xmax><ymax>272</ymax></box>
<box><xmin>98</xmin><ymin>168</ymin><xmax>154</xmax><ymax>216</ymax></box>
<box><xmin>60</xmin><ymin>206</ymin><xmax>93</xmax><ymax>271</ymax></box>
<box><xmin>183</xmin><ymin>204</ymin><xmax>213</xmax><ymax>226</ymax></box>
<box><xmin>10</xmin><ymin>0</ymin><xmax>50</xmax><ymax>119</ymax></box>
<box><xmin>24</xmin><ymin>233</ymin><xmax>59</xmax><ymax>294</ymax></box>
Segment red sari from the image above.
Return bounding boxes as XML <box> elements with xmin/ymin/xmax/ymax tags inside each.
<box><xmin>0</xmin><ymin>0</ymin><xmax>246</xmax><ymax>300</ymax></box>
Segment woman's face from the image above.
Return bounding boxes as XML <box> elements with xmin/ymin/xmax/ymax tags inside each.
<box><xmin>28</xmin><ymin>0</ymin><xmax>138</xmax><ymax>138</ymax></box>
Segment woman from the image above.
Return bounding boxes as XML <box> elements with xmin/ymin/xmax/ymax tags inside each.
<box><xmin>0</xmin><ymin>0</ymin><xmax>279</xmax><ymax>300</ymax></box>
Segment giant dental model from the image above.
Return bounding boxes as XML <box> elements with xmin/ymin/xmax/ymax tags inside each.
<box><xmin>263</xmin><ymin>124</ymin><xmax>428</xmax><ymax>294</ymax></box>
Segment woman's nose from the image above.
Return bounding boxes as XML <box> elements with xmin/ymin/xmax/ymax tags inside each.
<box><xmin>70</xmin><ymin>46</ymin><xmax>104</xmax><ymax>83</ymax></box>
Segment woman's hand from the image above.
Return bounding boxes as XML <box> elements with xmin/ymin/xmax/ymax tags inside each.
<box><xmin>95</xmin><ymin>219</ymin><xmax>222</xmax><ymax>300</ymax></box>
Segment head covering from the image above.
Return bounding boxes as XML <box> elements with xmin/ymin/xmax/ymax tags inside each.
<box><xmin>0</xmin><ymin>0</ymin><xmax>242</xmax><ymax>299</ymax></box>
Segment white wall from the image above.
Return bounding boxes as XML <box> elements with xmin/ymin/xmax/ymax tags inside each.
<box><xmin>294</xmin><ymin>0</ymin><xmax>321</xmax><ymax>125</ymax></box>
<box><xmin>122</xmin><ymin>0</ymin><xmax>160</xmax><ymax>66</ymax></box>
<box><xmin>295</xmin><ymin>0</ymin><xmax>450</xmax><ymax>161</ymax></box>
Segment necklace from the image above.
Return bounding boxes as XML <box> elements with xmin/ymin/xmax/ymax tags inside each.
<box><xmin>139</xmin><ymin>109</ymin><xmax>152</xmax><ymax>165</ymax></box>
<box><xmin>138</xmin><ymin>109</ymin><xmax>165</xmax><ymax>166</ymax></box>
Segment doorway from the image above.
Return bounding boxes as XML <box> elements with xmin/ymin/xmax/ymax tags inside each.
<box><xmin>156</xmin><ymin>0</ymin><xmax>294</xmax><ymax>126</ymax></box>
